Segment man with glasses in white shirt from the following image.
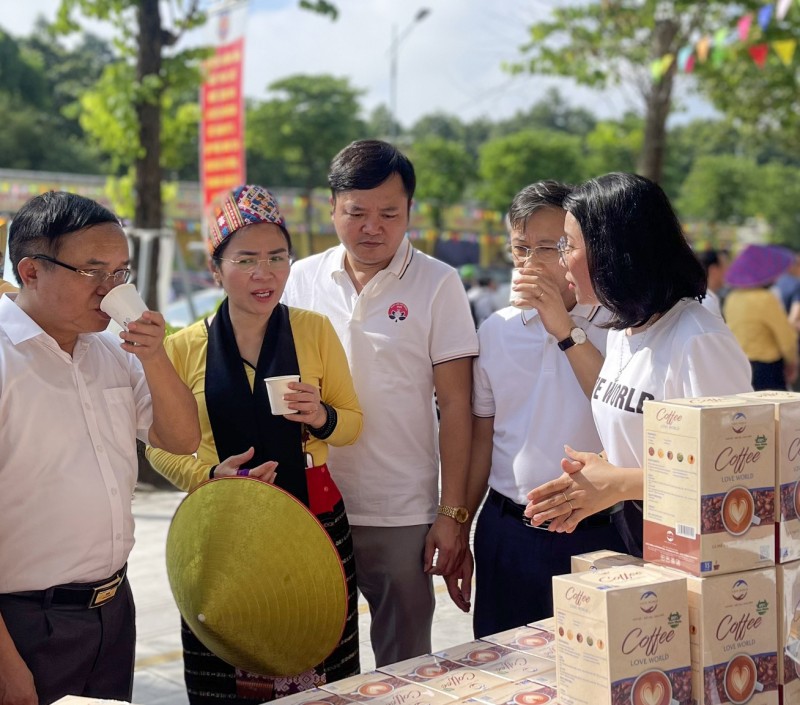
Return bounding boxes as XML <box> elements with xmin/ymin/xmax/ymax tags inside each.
<box><xmin>0</xmin><ymin>191</ymin><xmax>200</xmax><ymax>705</ymax></box>
<box><xmin>454</xmin><ymin>181</ymin><xmax>630</xmax><ymax>636</ymax></box>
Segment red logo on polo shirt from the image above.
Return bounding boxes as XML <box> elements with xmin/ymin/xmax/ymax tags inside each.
<box><xmin>387</xmin><ymin>302</ymin><xmax>408</xmax><ymax>322</ymax></box>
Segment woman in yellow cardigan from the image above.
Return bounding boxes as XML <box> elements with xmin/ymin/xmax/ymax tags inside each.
<box><xmin>724</xmin><ymin>244</ymin><xmax>798</xmax><ymax>391</ymax></box>
<box><xmin>147</xmin><ymin>185</ymin><xmax>362</xmax><ymax>704</ymax></box>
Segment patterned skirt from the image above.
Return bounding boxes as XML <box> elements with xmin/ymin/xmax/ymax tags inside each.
<box><xmin>181</xmin><ymin>495</ymin><xmax>360</xmax><ymax>704</ymax></box>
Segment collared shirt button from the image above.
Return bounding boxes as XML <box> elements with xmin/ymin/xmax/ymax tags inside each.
<box><xmin>115</xmin><ymin>533</ymin><xmax>122</xmax><ymax>540</ymax></box>
<box><xmin>96</xmin><ymin>445</ymin><xmax>104</xmax><ymax>453</ymax></box>
<box><xmin>111</xmin><ymin>488</ymin><xmax>118</xmax><ymax>496</ymax></box>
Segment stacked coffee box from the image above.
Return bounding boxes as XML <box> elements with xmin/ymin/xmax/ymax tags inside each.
<box><xmin>276</xmin><ymin>620</ymin><xmax>559</xmax><ymax>705</ymax></box>
<box><xmin>636</xmin><ymin>393</ymin><xmax>800</xmax><ymax>705</ymax></box>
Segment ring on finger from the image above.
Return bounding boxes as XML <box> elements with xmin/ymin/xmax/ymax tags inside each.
<box><xmin>566</xmin><ymin>499</ymin><xmax>574</xmax><ymax>512</ymax></box>
<box><xmin>560</xmin><ymin>492</ymin><xmax>570</xmax><ymax>503</ymax></box>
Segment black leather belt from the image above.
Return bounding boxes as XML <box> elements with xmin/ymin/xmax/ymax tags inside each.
<box><xmin>488</xmin><ymin>488</ymin><xmax>621</xmax><ymax>530</ymax></box>
<box><xmin>6</xmin><ymin>565</ymin><xmax>127</xmax><ymax>609</ymax></box>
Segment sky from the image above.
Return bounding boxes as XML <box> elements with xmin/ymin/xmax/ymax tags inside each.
<box><xmin>2</xmin><ymin>0</ymin><xmax>715</xmax><ymax>128</ymax></box>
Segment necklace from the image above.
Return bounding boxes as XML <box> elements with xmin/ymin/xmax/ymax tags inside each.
<box><xmin>614</xmin><ymin>326</ymin><xmax>651</xmax><ymax>384</ymax></box>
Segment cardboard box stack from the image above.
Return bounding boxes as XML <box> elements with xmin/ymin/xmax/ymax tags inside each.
<box><xmin>636</xmin><ymin>396</ymin><xmax>786</xmax><ymax>705</ymax></box>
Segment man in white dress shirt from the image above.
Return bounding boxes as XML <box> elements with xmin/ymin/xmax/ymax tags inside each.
<box><xmin>0</xmin><ymin>192</ymin><xmax>200</xmax><ymax>705</ymax></box>
<box><xmin>456</xmin><ymin>182</ymin><xmax>630</xmax><ymax>636</ymax></box>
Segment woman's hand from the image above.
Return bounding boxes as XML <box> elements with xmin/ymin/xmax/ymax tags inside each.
<box><xmin>215</xmin><ymin>447</ymin><xmax>277</xmax><ymax>483</ymax></box>
<box><xmin>283</xmin><ymin>382</ymin><xmax>327</xmax><ymax>428</ymax></box>
<box><xmin>524</xmin><ymin>446</ymin><xmax>628</xmax><ymax>533</ymax></box>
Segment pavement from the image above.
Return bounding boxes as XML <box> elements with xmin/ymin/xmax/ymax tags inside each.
<box><xmin>129</xmin><ymin>487</ymin><xmax>475</xmax><ymax>705</ymax></box>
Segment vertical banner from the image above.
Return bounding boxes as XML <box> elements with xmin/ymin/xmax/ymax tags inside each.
<box><xmin>200</xmin><ymin>1</ymin><xmax>249</xmax><ymax>210</ymax></box>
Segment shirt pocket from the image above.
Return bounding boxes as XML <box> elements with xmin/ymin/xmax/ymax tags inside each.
<box><xmin>102</xmin><ymin>387</ymin><xmax>137</xmax><ymax>459</ymax></box>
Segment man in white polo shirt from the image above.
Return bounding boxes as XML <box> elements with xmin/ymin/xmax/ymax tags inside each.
<box><xmin>458</xmin><ymin>181</ymin><xmax>630</xmax><ymax>637</ymax></box>
<box><xmin>283</xmin><ymin>140</ymin><xmax>478</xmax><ymax>666</ymax></box>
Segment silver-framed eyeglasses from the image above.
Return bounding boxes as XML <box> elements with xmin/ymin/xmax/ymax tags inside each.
<box><xmin>507</xmin><ymin>243</ymin><xmax>560</xmax><ymax>263</ymax></box>
<box><xmin>215</xmin><ymin>254</ymin><xmax>291</xmax><ymax>274</ymax></box>
<box><xmin>556</xmin><ymin>237</ymin><xmax>581</xmax><ymax>266</ymax></box>
<box><xmin>31</xmin><ymin>254</ymin><xmax>131</xmax><ymax>286</ymax></box>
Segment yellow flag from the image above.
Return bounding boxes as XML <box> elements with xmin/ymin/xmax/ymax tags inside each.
<box><xmin>696</xmin><ymin>36</ymin><xmax>711</xmax><ymax>62</ymax></box>
<box><xmin>772</xmin><ymin>39</ymin><xmax>797</xmax><ymax>66</ymax></box>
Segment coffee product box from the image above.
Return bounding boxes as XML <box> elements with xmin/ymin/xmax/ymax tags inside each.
<box><xmin>433</xmin><ymin>641</ymin><xmax>516</xmax><ymax>668</ymax></box>
<box><xmin>738</xmin><ymin>391</ymin><xmax>800</xmax><ymax>564</ymax></box>
<box><xmin>571</xmin><ymin>549</ymin><xmax>646</xmax><ymax>573</ymax></box>
<box><xmin>367</xmin><ymin>683</ymin><xmax>457</xmax><ymax>705</ymax></box>
<box><xmin>277</xmin><ymin>691</ymin><xmax>356</xmax><ymax>705</ymax></box>
<box><xmin>481</xmin><ymin>625</ymin><xmax>555</xmax><ymax>656</ymax></box>
<box><xmin>320</xmin><ymin>673</ymin><xmax>413</xmax><ymax>700</ymax></box>
<box><xmin>552</xmin><ymin>565</ymin><xmax>691</xmax><ymax>705</ymax></box>
<box><xmin>777</xmin><ymin>560</ymin><xmax>800</xmax><ymax>704</ymax></box>
<box><xmin>643</xmin><ymin>397</ymin><xmax>776</xmax><ymax>576</ymax></box>
<box><xmin>465</xmin><ymin>679</ymin><xmax>558</xmax><ymax>705</ymax></box>
<box><xmin>681</xmin><ymin>567</ymin><xmax>778</xmax><ymax>705</ymax></box>
<box><xmin>473</xmin><ymin>652</ymin><xmax>556</xmax><ymax>682</ymax></box>
<box><xmin>528</xmin><ymin>617</ymin><xmax>555</xmax><ymax>635</ymax></box>
<box><xmin>423</xmin><ymin>669</ymin><xmax>512</xmax><ymax>697</ymax></box>
<box><xmin>379</xmin><ymin>654</ymin><xmax>464</xmax><ymax>683</ymax></box>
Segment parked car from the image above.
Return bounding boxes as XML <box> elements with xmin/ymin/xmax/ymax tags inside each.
<box><xmin>164</xmin><ymin>287</ymin><xmax>225</xmax><ymax>329</ymax></box>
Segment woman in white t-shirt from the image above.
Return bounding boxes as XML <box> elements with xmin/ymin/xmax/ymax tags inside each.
<box><xmin>524</xmin><ymin>172</ymin><xmax>752</xmax><ymax>555</ymax></box>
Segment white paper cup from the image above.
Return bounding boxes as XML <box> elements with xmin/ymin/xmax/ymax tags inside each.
<box><xmin>509</xmin><ymin>268</ymin><xmax>534</xmax><ymax>310</ymax></box>
<box><xmin>264</xmin><ymin>375</ymin><xmax>300</xmax><ymax>415</ymax></box>
<box><xmin>100</xmin><ymin>283</ymin><xmax>148</xmax><ymax>330</ymax></box>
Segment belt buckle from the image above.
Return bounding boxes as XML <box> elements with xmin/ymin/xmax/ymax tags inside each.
<box><xmin>88</xmin><ymin>574</ymin><xmax>122</xmax><ymax>608</ymax></box>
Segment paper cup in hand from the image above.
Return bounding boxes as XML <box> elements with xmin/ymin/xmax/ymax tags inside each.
<box><xmin>509</xmin><ymin>268</ymin><xmax>534</xmax><ymax>310</ymax></box>
<box><xmin>264</xmin><ymin>375</ymin><xmax>300</xmax><ymax>415</ymax></box>
<box><xmin>100</xmin><ymin>283</ymin><xmax>148</xmax><ymax>330</ymax></box>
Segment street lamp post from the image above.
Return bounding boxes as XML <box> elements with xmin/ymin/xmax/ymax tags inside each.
<box><xmin>389</xmin><ymin>8</ymin><xmax>431</xmax><ymax>141</ymax></box>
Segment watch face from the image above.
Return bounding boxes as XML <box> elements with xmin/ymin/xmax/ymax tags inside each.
<box><xmin>455</xmin><ymin>507</ymin><xmax>469</xmax><ymax>523</ymax></box>
<box><xmin>572</xmin><ymin>327</ymin><xmax>587</xmax><ymax>344</ymax></box>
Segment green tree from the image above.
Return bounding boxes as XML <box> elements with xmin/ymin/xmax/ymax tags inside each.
<box><xmin>410</xmin><ymin>137</ymin><xmax>475</xmax><ymax>230</ymax></box>
<box><xmin>478</xmin><ymin>130</ymin><xmax>583</xmax><ymax>211</ymax></box>
<box><xmin>493</xmin><ymin>88</ymin><xmax>597</xmax><ymax>139</ymax></box>
<box><xmin>365</xmin><ymin>104</ymin><xmax>400</xmax><ymax>141</ymax></box>
<box><xmin>409</xmin><ymin>113</ymin><xmax>466</xmax><ymax>144</ymax></box>
<box><xmin>246</xmin><ymin>74</ymin><xmax>365</xmax><ymax>254</ymax></box>
<box><xmin>57</xmin><ymin>0</ymin><xmax>206</xmax><ymax>307</ymax></box>
<box><xmin>0</xmin><ymin>22</ymin><xmax>109</xmax><ymax>172</ymax></box>
<box><xmin>509</xmin><ymin>1</ymin><xmax>769</xmax><ymax>183</ymax></box>
<box><xmin>749</xmin><ymin>163</ymin><xmax>800</xmax><ymax>248</ymax></box>
<box><xmin>694</xmin><ymin>10</ymin><xmax>800</xmax><ymax>158</ymax></box>
<box><xmin>677</xmin><ymin>154</ymin><xmax>757</xmax><ymax>225</ymax></box>
<box><xmin>583</xmin><ymin>116</ymin><xmax>643</xmax><ymax>178</ymax></box>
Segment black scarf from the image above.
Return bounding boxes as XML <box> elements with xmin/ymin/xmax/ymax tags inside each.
<box><xmin>205</xmin><ymin>299</ymin><xmax>308</xmax><ymax>506</ymax></box>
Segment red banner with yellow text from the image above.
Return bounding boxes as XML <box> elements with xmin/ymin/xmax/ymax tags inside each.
<box><xmin>200</xmin><ymin>11</ymin><xmax>246</xmax><ymax>210</ymax></box>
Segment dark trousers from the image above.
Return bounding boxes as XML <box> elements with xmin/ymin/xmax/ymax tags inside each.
<box><xmin>751</xmin><ymin>360</ymin><xmax>786</xmax><ymax>391</ymax></box>
<box><xmin>473</xmin><ymin>491</ymin><xmax>629</xmax><ymax>639</ymax></box>
<box><xmin>0</xmin><ymin>580</ymin><xmax>136</xmax><ymax>705</ymax></box>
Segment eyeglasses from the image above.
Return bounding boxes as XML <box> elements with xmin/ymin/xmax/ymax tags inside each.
<box><xmin>556</xmin><ymin>237</ymin><xmax>581</xmax><ymax>266</ymax></box>
<box><xmin>32</xmin><ymin>254</ymin><xmax>131</xmax><ymax>286</ymax></box>
<box><xmin>507</xmin><ymin>244</ymin><xmax>560</xmax><ymax>263</ymax></box>
<box><xmin>215</xmin><ymin>254</ymin><xmax>291</xmax><ymax>274</ymax></box>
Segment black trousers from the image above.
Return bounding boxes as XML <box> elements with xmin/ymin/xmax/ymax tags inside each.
<box><xmin>473</xmin><ymin>491</ymin><xmax>629</xmax><ymax>639</ymax></box>
<box><xmin>751</xmin><ymin>359</ymin><xmax>786</xmax><ymax>392</ymax></box>
<box><xmin>0</xmin><ymin>579</ymin><xmax>136</xmax><ymax>705</ymax></box>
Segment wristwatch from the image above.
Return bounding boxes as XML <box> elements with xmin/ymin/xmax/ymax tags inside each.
<box><xmin>437</xmin><ymin>504</ymin><xmax>470</xmax><ymax>524</ymax></box>
<box><xmin>557</xmin><ymin>326</ymin><xmax>588</xmax><ymax>351</ymax></box>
